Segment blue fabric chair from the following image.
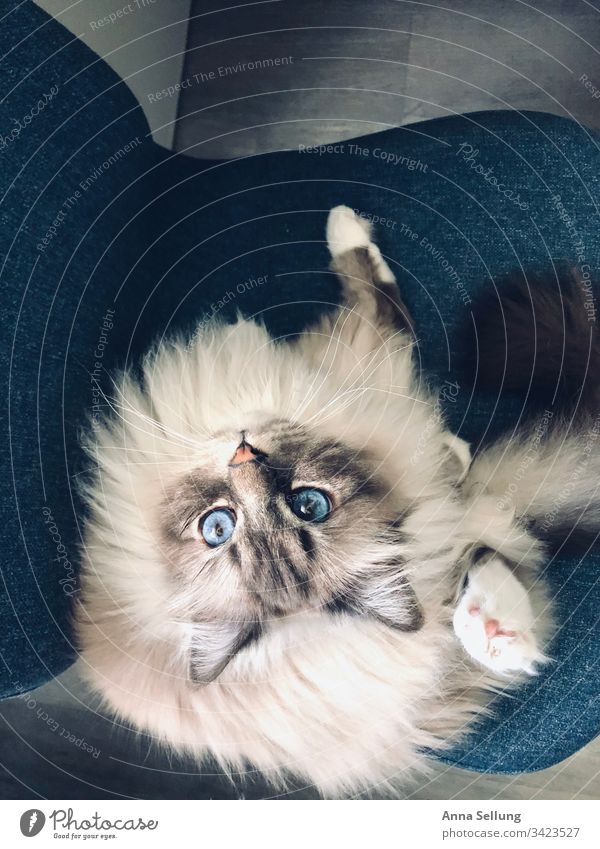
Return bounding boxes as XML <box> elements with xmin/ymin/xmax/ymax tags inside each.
<box><xmin>1</xmin><ymin>2</ymin><xmax>599</xmax><ymax>778</ymax></box>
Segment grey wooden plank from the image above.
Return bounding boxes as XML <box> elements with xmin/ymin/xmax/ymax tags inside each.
<box><xmin>404</xmin><ymin>0</ymin><xmax>600</xmax><ymax>132</ymax></box>
<box><xmin>34</xmin><ymin>0</ymin><xmax>192</xmax><ymax>148</ymax></box>
<box><xmin>174</xmin><ymin>0</ymin><xmax>413</xmax><ymax>157</ymax></box>
<box><xmin>175</xmin><ymin>0</ymin><xmax>600</xmax><ymax>158</ymax></box>
<box><xmin>0</xmin><ymin>668</ymin><xmax>597</xmax><ymax>798</ymax></box>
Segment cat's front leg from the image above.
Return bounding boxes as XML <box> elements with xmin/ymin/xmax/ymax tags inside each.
<box><xmin>325</xmin><ymin>205</ymin><xmax>415</xmax><ymax>338</ymax></box>
<box><xmin>294</xmin><ymin>205</ymin><xmax>416</xmax><ymax>373</ymax></box>
<box><xmin>453</xmin><ymin>552</ymin><xmax>546</xmax><ymax>675</ymax></box>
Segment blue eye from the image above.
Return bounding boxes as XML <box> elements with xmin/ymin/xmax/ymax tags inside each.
<box><xmin>200</xmin><ymin>508</ymin><xmax>236</xmax><ymax>546</ymax></box>
<box><xmin>289</xmin><ymin>488</ymin><xmax>332</xmax><ymax>523</ymax></box>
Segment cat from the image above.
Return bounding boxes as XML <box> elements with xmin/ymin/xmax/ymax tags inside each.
<box><xmin>76</xmin><ymin>205</ymin><xmax>599</xmax><ymax>796</ymax></box>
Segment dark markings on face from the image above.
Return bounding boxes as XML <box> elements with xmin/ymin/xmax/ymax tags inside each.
<box><xmin>280</xmin><ymin>547</ymin><xmax>311</xmax><ymax>599</ymax></box>
<box><xmin>160</xmin><ymin>423</ymin><xmax>422</xmax><ymax>683</ymax></box>
<box><xmin>325</xmin><ymin>595</ymin><xmax>353</xmax><ymax>617</ymax></box>
<box><xmin>161</xmin><ymin>475</ymin><xmax>231</xmax><ymax>539</ymax></box>
<box><xmin>297</xmin><ymin>527</ymin><xmax>316</xmax><ymax>561</ymax></box>
<box><xmin>228</xmin><ymin>542</ymin><xmax>240</xmax><ymax>564</ymax></box>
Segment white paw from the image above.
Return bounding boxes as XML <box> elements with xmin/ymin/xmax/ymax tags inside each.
<box><xmin>326</xmin><ymin>205</ymin><xmax>371</xmax><ymax>257</ymax></box>
<box><xmin>453</xmin><ymin>557</ymin><xmax>545</xmax><ymax>675</ymax></box>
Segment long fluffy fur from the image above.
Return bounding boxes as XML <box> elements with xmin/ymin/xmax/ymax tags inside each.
<box><xmin>76</xmin><ymin>216</ymin><xmax>594</xmax><ymax>797</ymax></box>
<box><xmin>78</xmin><ymin>321</ymin><xmax>481</xmax><ymax>792</ymax></box>
<box><xmin>462</xmin><ymin>266</ymin><xmax>599</xmax><ymax>412</ymax></box>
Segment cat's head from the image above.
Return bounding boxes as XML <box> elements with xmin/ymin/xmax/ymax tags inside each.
<box><xmin>159</xmin><ymin>419</ymin><xmax>423</xmax><ymax>683</ymax></box>
<box><xmin>79</xmin><ymin>320</ymin><xmax>462</xmax><ymax>690</ymax></box>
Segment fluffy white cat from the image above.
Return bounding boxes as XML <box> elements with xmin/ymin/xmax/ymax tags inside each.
<box><xmin>76</xmin><ymin>206</ymin><xmax>597</xmax><ymax>796</ymax></box>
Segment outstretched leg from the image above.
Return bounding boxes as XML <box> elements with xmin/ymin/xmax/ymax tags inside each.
<box><xmin>326</xmin><ymin>206</ymin><xmax>415</xmax><ymax>339</ymax></box>
<box><xmin>296</xmin><ymin>206</ymin><xmax>415</xmax><ymax>368</ymax></box>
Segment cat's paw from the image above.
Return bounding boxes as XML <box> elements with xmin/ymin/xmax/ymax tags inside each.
<box><xmin>326</xmin><ymin>205</ymin><xmax>371</xmax><ymax>257</ymax></box>
<box><xmin>326</xmin><ymin>206</ymin><xmax>396</xmax><ymax>283</ymax></box>
<box><xmin>453</xmin><ymin>556</ymin><xmax>545</xmax><ymax>675</ymax></box>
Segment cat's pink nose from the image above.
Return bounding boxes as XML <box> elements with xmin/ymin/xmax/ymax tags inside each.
<box><xmin>229</xmin><ymin>441</ymin><xmax>259</xmax><ymax>466</ymax></box>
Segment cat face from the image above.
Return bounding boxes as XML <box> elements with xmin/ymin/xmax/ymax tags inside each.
<box><xmin>158</xmin><ymin>420</ymin><xmax>423</xmax><ymax>683</ymax></box>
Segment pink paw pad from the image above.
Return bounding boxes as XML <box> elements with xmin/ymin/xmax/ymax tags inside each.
<box><xmin>467</xmin><ymin>607</ymin><xmax>517</xmax><ymax>638</ymax></box>
<box><xmin>484</xmin><ymin>618</ymin><xmax>516</xmax><ymax>639</ymax></box>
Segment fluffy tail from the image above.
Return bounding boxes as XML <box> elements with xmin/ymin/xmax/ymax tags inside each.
<box><xmin>464</xmin><ymin>268</ymin><xmax>600</xmax><ymax>545</ymax></box>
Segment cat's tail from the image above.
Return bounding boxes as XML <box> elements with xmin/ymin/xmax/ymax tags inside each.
<box><xmin>463</xmin><ymin>267</ymin><xmax>600</xmax><ymax>546</ymax></box>
<box><xmin>462</xmin><ymin>266</ymin><xmax>599</xmax><ymax>413</ymax></box>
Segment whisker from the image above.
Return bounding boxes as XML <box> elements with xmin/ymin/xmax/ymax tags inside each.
<box><xmin>288</xmin><ymin>305</ymin><xmax>356</xmax><ymax>421</ymax></box>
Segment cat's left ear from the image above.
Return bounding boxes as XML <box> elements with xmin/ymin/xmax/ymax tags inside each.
<box><xmin>188</xmin><ymin>620</ymin><xmax>260</xmax><ymax>685</ymax></box>
<box><xmin>440</xmin><ymin>434</ymin><xmax>471</xmax><ymax>484</ymax></box>
<box><xmin>341</xmin><ymin>566</ymin><xmax>423</xmax><ymax>632</ymax></box>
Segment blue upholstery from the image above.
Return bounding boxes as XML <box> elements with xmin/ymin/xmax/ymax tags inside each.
<box><xmin>1</xmin><ymin>2</ymin><xmax>599</xmax><ymax>775</ymax></box>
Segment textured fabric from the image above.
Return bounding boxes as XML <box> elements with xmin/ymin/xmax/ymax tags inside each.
<box><xmin>0</xmin><ymin>2</ymin><xmax>159</xmax><ymax>695</ymax></box>
<box><xmin>1</xmin><ymin>3</ymin><xmax>599</xmax><ymax>775</ymax></box>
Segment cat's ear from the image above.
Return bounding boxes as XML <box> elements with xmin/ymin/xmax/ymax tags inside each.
<box><xmin>188</xmin><ymin>620</ymin><xmax>260</xmax><ymax>685</ymax></box>
<box><xmin>440</xmin><ymin>434</ymin><xmax>471</xmax><ymax>484</ymax></box>
<box><xmin>356</xmin><ymin>567</ymin><xmax>423</xmax><ymax>631</ymax></box>
<box><xmin>336</xmin><ymin>567</ymin><xmax>423</xmax><ymax>632</ymax></box>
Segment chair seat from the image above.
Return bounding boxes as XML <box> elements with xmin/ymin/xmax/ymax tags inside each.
<box><xmin>2</xmin><ymin>1</ymin><xmax>599</xmax><ymax>776</ymax></box>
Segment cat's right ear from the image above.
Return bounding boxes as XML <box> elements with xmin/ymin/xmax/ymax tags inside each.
<box><xmin>350</xmin><ymin>566</ymin><xmax>424</xmax><ymax>632</ymax></box>
<box><xmin>330</xmin><ymin>563</ymin><xmax>423</xmax><ymax>632</ymax></box>
<box><xmin>188</xmin><ymin>620</ymin><xmax>260</xmax><ymax>685</ymax></box>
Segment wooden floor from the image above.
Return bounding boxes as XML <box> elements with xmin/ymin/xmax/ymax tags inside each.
<box><xmin>38</xmin><ymin>1</ymin><xmax>600</xmax><ymax>157</ymax></box>
<box><xmin>175</xmin><ymin>0</ymin><xmax>600</xmax><ymax>158</ymax></box>
<box><xmin>0</xmin><ymin>668</ymin><xmax>598</xmax><ymax>799</ymax></box>
<box><xmin>407</xmin><ymin>739</ymin><xmax>600</xmax><ymax>801</ymax></box>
